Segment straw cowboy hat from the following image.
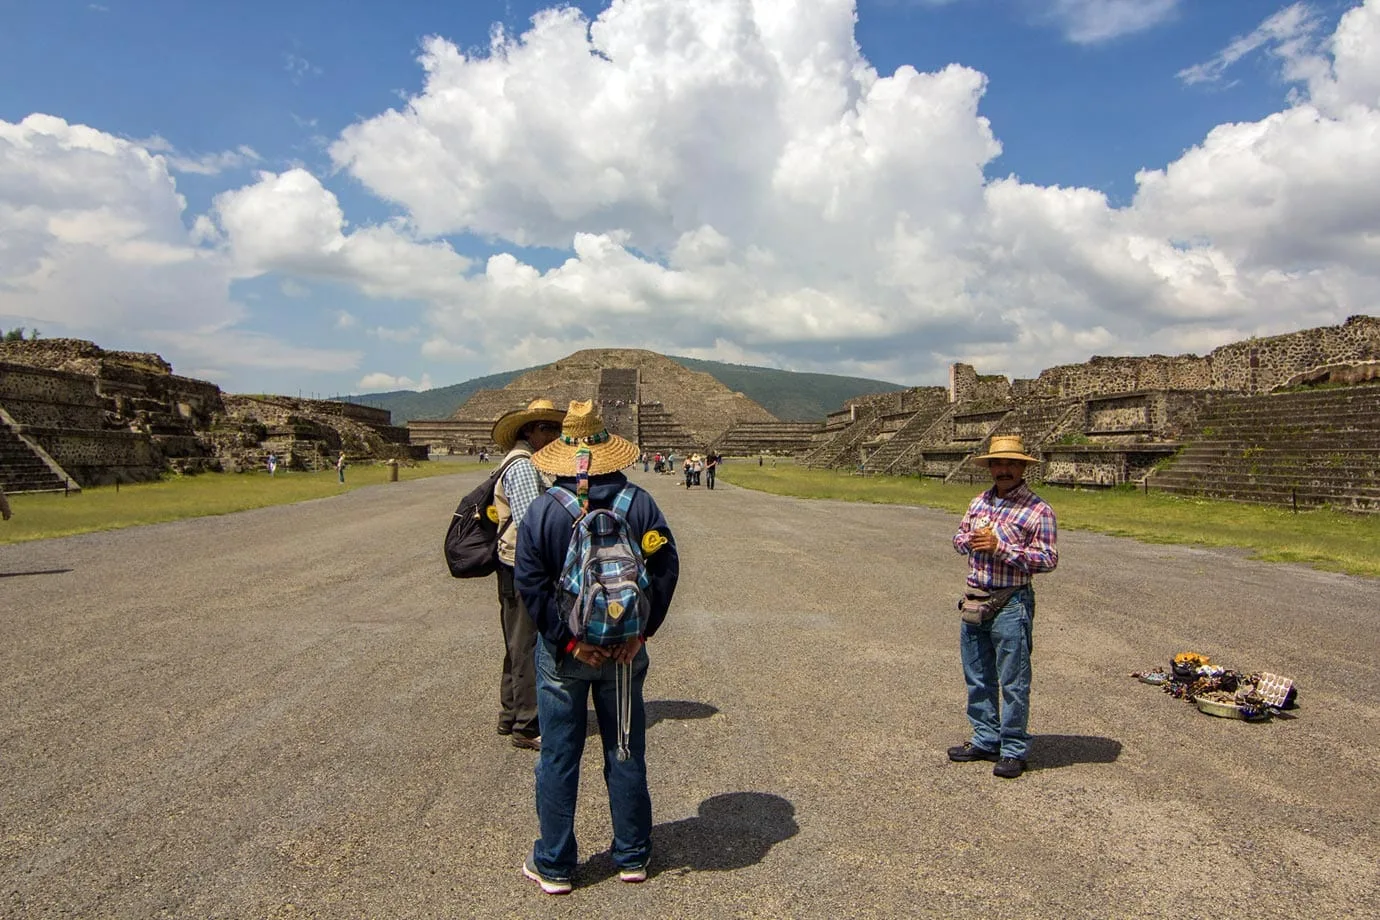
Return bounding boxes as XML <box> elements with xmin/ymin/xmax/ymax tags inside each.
<box><xmin>491</xmin><ymin>398</ymin><xmax>567</xmax><ymax>451</ymax></box>
<box><xmin>532</xmin><ymin>399</ymin><xmax>640</xmax><ymax>477</ymax></box>
<box><xmin>974</xmin><ymin>434</ymin><xmax>1040</xmax><ymax>465</ymax></box>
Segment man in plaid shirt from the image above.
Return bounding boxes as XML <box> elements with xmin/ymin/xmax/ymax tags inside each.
<box><xmin>948</xmin><ymin>435</ymin><xmax>1058</xmax><ymax>779</ymax></box>
<box><xmin>489</xmin><ymin>399</ymin><xmax>567</xmax><ymax>752</ymax></box>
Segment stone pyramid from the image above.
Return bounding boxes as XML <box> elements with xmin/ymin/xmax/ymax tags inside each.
<box><xmin>451</xmin><ymin>348</ymin><xmax>776</xmax><ymax>450</ymax></box>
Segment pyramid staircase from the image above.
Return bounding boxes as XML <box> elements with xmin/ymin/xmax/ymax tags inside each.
<box><xmin>1148</xmin><ymin>384</ymin><xmax>1380</xmax><ymax>511</ymax></box>
<box><xmin>636</xmin><ymin>404</ymin><xmax>697</xmax><ymax>455</ymax></box>
<box><xmin>945</xmin><ymin>400</ymin><xmax>1082</xmax><ymax>483</ymax></box>
<box><xmin>863</xmin><ymin>398</ymin><xmax>955</xmax><ymax>474</ymax></box>
<box><xmin>0</xmin><ymin>410</ymin><xmax>74</xmax><ymax>493</ymax></box>
<box><xmin>802</xmin><ymin>407</ymin><xmax>884</xmax><ymax>469</ymax></box>
<box><xmin>598</xmin><ymin>368</ymin><xmax>640</xmax><ymax>443</ymax></box>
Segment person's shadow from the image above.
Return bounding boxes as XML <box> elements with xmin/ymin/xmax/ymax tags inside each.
<box><xmin>0</xmin><ymin>568</ymin><xmax>73</xmax><ymax>578</ymax></box>
<box><xmin>1026</xmin><ymin>734</ymin><xmax>1122</xmax><ymax>771</ymax></box>
<box><xmin>581</xmin><ymin>792</ymin><xmax>798</xmax><ymax>881</ymax></box>
<box><xmin>584</xmin><ymin>699</ymin><xmax>718</xmax><ymax>736</ymax></box>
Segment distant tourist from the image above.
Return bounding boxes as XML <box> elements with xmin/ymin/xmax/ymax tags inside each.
<box><xmin>948</xmin><ymin>435</ymin><xmax>1058</xmax><ymax>780</ymax></box>
<box><xmin>267</xmin><ymin>453</ymin><xmax>277</xmax><ymax>477</ymax></box>
<box><xmin>488</xmin><ymin>398</ymin><xmax>566</xmax><ymax>752</ymax></box>
<box><xmin>336</xmin><ymin>452</ymin><xmax>347</xmax><ymax>483</ymax></box>
<box><xmin>0</xmin><ymin>484</ymin><xmax>11</xmax><ymax>522</ymax></box>
<box><xmin>705</xmin><ymin>452</ymin><xmax>719</xmax><ymax>490</ymax></box>
<box><xmin>683</xmin><ymin>455</ymin><xmax>693</xmax><ymax>489</ymax></box>
<box><xmin>514</xmin><ymin>399</ymin><xmax>679</xmax><ymax>894</ymax></box>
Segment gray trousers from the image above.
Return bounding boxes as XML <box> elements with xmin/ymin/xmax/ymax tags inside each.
<box><xmin>496</xmin><ymin>563</ymin><xmax>539</xmax><ymax>736</ymax></box>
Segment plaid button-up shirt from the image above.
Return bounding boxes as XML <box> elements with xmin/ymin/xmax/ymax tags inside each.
<box><xmin>953</xmin><ymin>480</ymin><xmax>1058</xmax><ymax>589</ymax></box>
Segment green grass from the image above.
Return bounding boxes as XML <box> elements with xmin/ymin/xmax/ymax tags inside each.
<box><xmin>718</xmin><ymin>465</ymin><xmax>1380</xmax><ymax>578</ymax></box>
<box><xmin>0</xmin><ymin>462</ymin><xmax>469</xmax><ymax>544</ymax></box>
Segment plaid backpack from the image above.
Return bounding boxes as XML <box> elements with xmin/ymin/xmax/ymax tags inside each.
<box><xmin>549</xmin><ymin>485</ymin><xmax>650</xmax><ymax>647</ymax></box>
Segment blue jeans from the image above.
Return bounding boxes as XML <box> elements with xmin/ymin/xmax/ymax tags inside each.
<box><xmin>532</xmin><ymin>637</ymin><xmax>652</xmax><ymax>879</ymax></box>
<box><xmin>959</xmin><ymin>586</ymin><xmax>1034</xmax><ymax>760</ymax></box>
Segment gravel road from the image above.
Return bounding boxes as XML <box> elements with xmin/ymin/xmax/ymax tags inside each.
<box><xmin>2</xmin><ymin>469</ymin><xmax>1377</xmax><ymax>919</ymax></box>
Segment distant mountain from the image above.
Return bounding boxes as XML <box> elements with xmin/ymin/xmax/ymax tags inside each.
<box><xmin>345</xmin><ymin>368</ymin><xmax>531</xmax><ymax>423</ymax></box>
<box><xmin>345</xmin><ymin>356</ymin><xmax>904</xmax><ymax>424</ymax></box>
<box><xmin>670</xmin><ymin>356</ymin><xmax>904</xmax><ymax>421</ymax></box>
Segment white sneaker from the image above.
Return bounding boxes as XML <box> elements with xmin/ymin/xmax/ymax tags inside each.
<box><xmin>619</xmin><ymin>865</ymin><xmax>648</xmax><ymax>883</ymax></box>
<box><xmin>522</xmin><ymin>857</ymin><xmax>572</xmax><ymax>895</ymax></box>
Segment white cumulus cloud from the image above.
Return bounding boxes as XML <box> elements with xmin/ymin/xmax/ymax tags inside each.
<box><xmin>8</xmin><ymin>0</ymin><xmax>1380</xmax><ymax>392</ymax></box>
<box><xmin>0</xmin><ymin>114</ymin><xmax>360</xmax><ymax>386</ymax></box>
<box><xmin>313</xmin><ymin>0</ymin><xmax>1380</xmax><ymax>381</ymax></box>
<box><xmin>357</xmin><ymin>371</ymin><xmax>432</xmax><ymax>391</ymax></box>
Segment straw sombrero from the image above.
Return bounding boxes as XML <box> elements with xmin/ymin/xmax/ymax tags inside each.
<box><xmin>532</xmin><ymin>400</ymin><xmax>640</xmax><ymax>477</ymax></box>
<box><xmin>974</xmin><ymin>434</ymin><xmax>1040</xmax><ymax>465</ymax></box>
<box><xmin>491</xmin><ymin>398</ymin><xmax>567</xmax><ymax>451</ymax></box>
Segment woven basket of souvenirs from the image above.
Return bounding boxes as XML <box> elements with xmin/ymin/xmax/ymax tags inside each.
<box><xmin>1131</xmin><ymin>653</ymin><xmax>1296</xmax><ymax>721</ymax></box>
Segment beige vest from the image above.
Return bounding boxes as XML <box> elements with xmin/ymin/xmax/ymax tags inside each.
<box><xmin>494</xmin><ymin>446</ymin><xmax>541</xmax><ymax>567</ymax></box>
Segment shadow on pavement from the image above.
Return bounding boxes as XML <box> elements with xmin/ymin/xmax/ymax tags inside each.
<box><xmin>0</xmin><ymin>568</ymin><xmax>74</xmax><ymax>578</ymax></box>
<box><xmin>584</xmin><ymin>699</ymin><xmax>719</xmax><ymax>736</ymax></box>
<box><xmin>647</xmin><ymin>699</ymin><xmax>718</xmax><ymax>728</ymax></box>
<box><xmin>582</xmin><ymin>792</ymin><xmax>799</xmax><ymax>882</ymax></box>
<box><xmin>1028</xmin><ymin>734</ymin><xmax>1122</xmax><ymax>771</ymax></box>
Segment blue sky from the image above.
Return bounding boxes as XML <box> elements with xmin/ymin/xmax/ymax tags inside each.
<box><xmin>2</xmin><ymin>0</ymin><xmax>1377</xmax><ymax>398</ymax></box>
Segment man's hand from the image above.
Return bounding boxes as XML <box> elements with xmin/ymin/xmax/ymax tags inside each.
<box><xmin>572</xmin><ymin>642</ymin><xmax>608</xmax><ymax>667</ymax></box>
<box><xmin>970</xmin><ymin>526</ymin><xmax>1000</xmax><ymax>554</ymax></box>
<box><xmin>611</xmin><ymin>636</ymin><xmax>643</xmax><ymax>664</ymax></box>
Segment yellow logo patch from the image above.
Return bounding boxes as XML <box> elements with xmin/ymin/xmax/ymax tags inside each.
<box><xmin>486</xmin><ymin>505</ymin><xmax>500</xmax><ymax>523</ymax></box>
<box><xmin>607</xmin><ymin>601</ymin><xmax>625</xmax><ymax>620</ymax></box>
<box><xmin>641</xmin><ymin>530</ymin><xmax>668</xmax><ymax>555</ymax></box>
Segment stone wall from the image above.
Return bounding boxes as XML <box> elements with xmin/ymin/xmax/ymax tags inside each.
<box><xmin>949</xmin><ymin>365</ymin><xmax>1012</xmax><ymax>405</ymax></box>
<box><xmin>1022</xmin><ymin>354</ymin><xmax>1213</xmax><ymax>401</ymax></box>
<box><xmin>0</xmin><ymin>362</ymin><xmax>105</xmax><ymax>429</ymax></box>
<box><xmin>1209</xmin><ymin>315</ymin><xmax>1380</xmax><ymax>393</ymax></box>
<box><xmin>1011</xmin><ymin>316</ymin><xmax>1380</xmax><ymax>401</ymax></box>
<box><xmin>0</xmin><ymin>338</ymin><xmax>172</xmax><ymax>376</ymax></box>
<box><xmin>24</xmin><ymin>428</ymin><xmax>160</xmax><ymax>486</ymax></box>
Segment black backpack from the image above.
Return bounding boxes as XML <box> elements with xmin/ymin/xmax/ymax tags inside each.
<box><xmin>443</xmin><ymin>451</ymin><xmax>530</xmax><ymax>578</ymax></box>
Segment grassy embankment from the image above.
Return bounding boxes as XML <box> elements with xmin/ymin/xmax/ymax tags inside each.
<box><xmin>0</xmin><ymin>461</ymin><xmax>470</xmax><ymax>545</ymax></box>
<box><xmin>718</xmin><ymin>463</ymin><xmax>1380</xmax><ymax>579</ymax></box>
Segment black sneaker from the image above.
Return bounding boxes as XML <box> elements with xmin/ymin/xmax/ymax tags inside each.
<box><xmin>993</xmin><ymin>757</ymin><xmax>1027</xmax><ymax>779</ymax></box>
<box><xmin>947</xmin><ymin>742</ymin><xmax>999</xmax><ymax>763</ymax></box>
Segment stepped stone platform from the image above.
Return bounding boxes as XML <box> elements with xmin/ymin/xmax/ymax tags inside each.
<box><xmin>711</xmin><ymin>421</ymin><xmax>822</xmax><ymax>457</ymax></box>
<box><xmin>0</xmin><ymin>339</ymin><xmax>416</xmax><ymax>489</ymax></box>
<box><xmin>1148</xmin><ymin>384</ymin><xmax>1380</xmax><ymax>511</ymax></box>
<box><xmin>804</xmin><ymin>315</ymin><xmax>1380</xmax><ymax>512</ymax></box>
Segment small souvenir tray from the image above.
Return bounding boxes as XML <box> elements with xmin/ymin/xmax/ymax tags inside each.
<box><xmin>1195</xmin><ymin>697</ymin><xmax>1268</xmax><ymax>721</ymax></box>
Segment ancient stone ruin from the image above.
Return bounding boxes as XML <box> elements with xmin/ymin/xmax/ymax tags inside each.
<box><xmin>799</xmin><ymin>315</ymin><xmax>1380</xmax><ymax>513</ymax></box>
<box><xmin>408</xmin><ymin>348</ymin><xmax>817</xmax><ymax>456</ymax></box>
<box><xmin>0</xmin><ymin>339</ymin><xmax>421</xmax><ymax>492</ymax></box>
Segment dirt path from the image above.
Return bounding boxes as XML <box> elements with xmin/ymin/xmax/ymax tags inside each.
<box><xmin>2</xmin><ymin>470</ymin><xmax>1377</xmax><ymax>919</ymax></box>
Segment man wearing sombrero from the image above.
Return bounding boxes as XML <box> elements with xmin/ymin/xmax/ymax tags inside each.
<box><xmin>490</xmin><ymin>398</ymin><xmax>567</xmax><ymax>751</ymax></box>
<box><xmin>513</xmin><ymin>400</ymin><xmax>680</xmax><ymax>894</ymax></box>
<box><xmin>949</xmin><ymin>434</ymin><xmax>1059</xmax><ymax>779</ymax></box>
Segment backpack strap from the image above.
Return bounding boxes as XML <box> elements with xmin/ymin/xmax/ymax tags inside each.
<box><xmin>611</xmin><ymin>485</ymin><xmax>635</xmax><ymax>518</ymax></box>
<box><xmin>493</xmin><ymin>450</ymin><xmax>533</xmax><ymax>539</ymax></box>
<box><xmin>548</xmin><ymin>484</ymin><xmax>584</xmax><ymax>521</ymax></box>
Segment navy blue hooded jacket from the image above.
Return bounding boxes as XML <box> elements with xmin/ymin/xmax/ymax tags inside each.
<box><xmin>514</xmin><ymin>472</ymin><xmax>679</xmax><ymax>653</ymax></box>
